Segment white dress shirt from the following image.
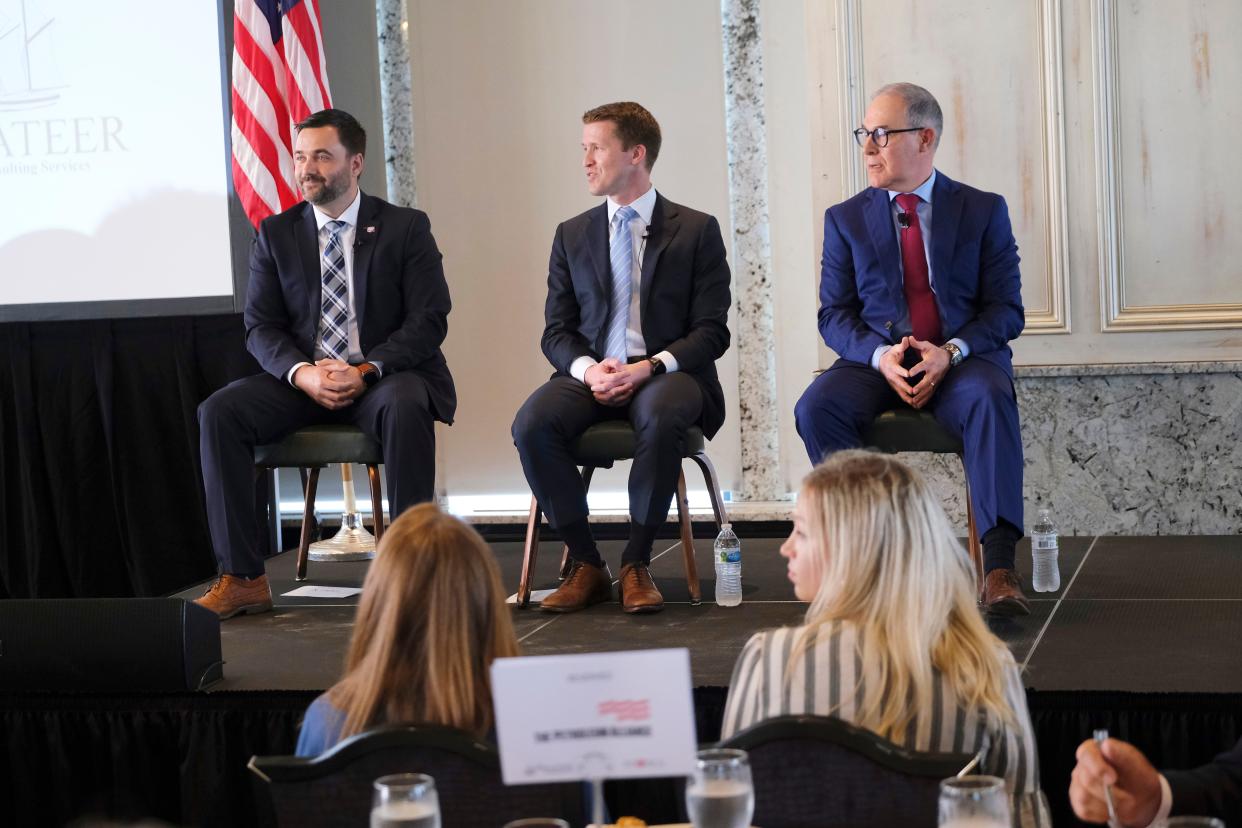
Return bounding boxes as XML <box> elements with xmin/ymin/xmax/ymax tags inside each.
<box><xmin>569</xmin><ymin>185</ymin><xmax>680</xmax><ymax>384</ymax></box>
<box><xmin>288</xmin><ymin>190</ymin><xmax>381</xmax><ymax>383</ymax></box>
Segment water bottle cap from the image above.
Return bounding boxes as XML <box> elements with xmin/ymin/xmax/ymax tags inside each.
<box><xmin>1038</xmin><ymin>507</ymin><xmax>1051</xmax><ymax>517</ymax></box>
<box><xmin>721</xmin><ymin>523</ymin><xmax>732</xmax><ymax>530</ymax></box>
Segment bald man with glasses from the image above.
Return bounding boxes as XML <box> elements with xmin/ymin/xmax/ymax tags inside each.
<box><xmin>794</xmin><ymin>82</ymin><xmax>1030</xmax><ymax>615</ymax></box>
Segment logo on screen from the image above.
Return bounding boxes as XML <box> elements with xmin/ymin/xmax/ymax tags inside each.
<box><xmin>0</xmin><ymin>0</ymin><xmax>65</xmax><ymax>112</ymax></box>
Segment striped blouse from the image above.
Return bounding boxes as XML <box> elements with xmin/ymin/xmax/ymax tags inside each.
<box><xmin>721</xmin><ymin>621</ymin><xmax>1051</xmax><ymax>828</ymax></box>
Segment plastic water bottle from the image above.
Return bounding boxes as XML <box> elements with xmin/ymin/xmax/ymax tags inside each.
<box><xmin>1031</xmin><ymin>508</ymin><xmax>1061</xmax><ymax>592</ymax></box>
<box><xmin>714</xmin><ymin>523</ymin><xmax>743</xmax><ymax>607</ymax></box>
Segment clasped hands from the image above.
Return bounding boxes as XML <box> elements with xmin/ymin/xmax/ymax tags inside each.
<box><xmin>585</xmin><ymin>357</ymin><xmax>654</xmax><ymax>407</ymax></box>
<box><xmin>878</xmin><ymin>336</ymin><xmax>950</xmax><ymax>410</ymax></box>
<box><xmin>293</xmin><ymin>359</ymin><xmax>366</xmax><ymax>410</ymax></box>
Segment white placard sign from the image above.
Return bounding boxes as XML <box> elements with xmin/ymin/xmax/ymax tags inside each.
<box><xmin>491</xmin><ymin>648</ymin><xmax>697</xmax><ymax>785</ymax></box>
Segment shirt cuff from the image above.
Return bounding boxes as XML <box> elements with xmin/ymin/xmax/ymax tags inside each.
<box><xmin>570</xmin><ymin>356</ymin><xmax>597</xmax><ymax>384</ymax></box>
<box><xmin>948</xmin><ymin>337</ymin><xmax>970</xmax><ymax>359</ymax></box>
<box><xmin>653</xmin><ymin>350</ymin><xmax>679</xmax><ymax>373</ymax></box>
<box><xmin>870</xmin><ymin>344</ymin><xmax>892</xmax><ymax>371</ymax></box>
<box><xmin>287</xmin><ymin>362</ymin><xmax>312</xmax><ymax>386</ymax></box>
<box><xmin>369</xmin><ymin>361</ymin><xmax>383</xmax><ymax>377</ymax></box>
<box><xmin>1143</xmin><ymin>774</ymin><xmax>1173</xmax><ymax>828</ymax></box>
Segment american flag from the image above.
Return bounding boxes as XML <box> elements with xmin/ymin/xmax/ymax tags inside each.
<box><xmin>230</xmin><ymin>0</ymin><xmax>333</xmax><ymax>229</ymax></box>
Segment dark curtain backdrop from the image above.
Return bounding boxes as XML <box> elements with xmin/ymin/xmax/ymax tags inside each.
<box><xmin>1</xmin><ymin>688</ymin><xmax>1238</xmax><ymax>828</ymax></box>
<box><xmin>0</xmin><ymin>315</ymin><xmax>259</xmax><ymax>599</ymax></box>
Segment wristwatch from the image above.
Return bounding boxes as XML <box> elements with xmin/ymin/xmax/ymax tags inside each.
<box><xmin>942</xmin><ymin>342</ymin><xmax>964</xmax><ymax>368</ymax></box>
<box><xmin>357</xmin><ymin>362</ymin><xmax>380</xmax><ymax>389</ymax></box>
<box><xmin>648</xmin><ymin>355</ymin><xmax>667</xmax><ymax>376</ymax></box>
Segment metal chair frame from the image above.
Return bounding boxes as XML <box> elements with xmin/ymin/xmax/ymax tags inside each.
<box><xmin>517</xmin><ymin>427</ymin><xmax>729</xmax><ymax>608</ymax></box>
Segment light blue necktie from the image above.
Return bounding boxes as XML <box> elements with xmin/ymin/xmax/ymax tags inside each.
<box><xmin>604</xmin><ymin>205</ymin><xmax>638</xmax><ymax>361</ymax></box>
<box><xmin>318</xmin><ymin>219</ymin><xmax>350</xmax><ymax>360</ymax></box>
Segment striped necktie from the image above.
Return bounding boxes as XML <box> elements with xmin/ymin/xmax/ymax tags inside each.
<box><xmin>318</xmin><ymin>219</ymin><xmax>350</xmax><ymax>360</ymax></box>
<box><xmin>604</xmin><ymin>205</ymin><xmax>638</xmax><ymax>361</ymax></box>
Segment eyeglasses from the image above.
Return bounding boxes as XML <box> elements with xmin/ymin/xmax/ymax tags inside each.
<box><xmin>852</xmin><ymin>126</ymin><xmax>924</xmax><ymax>148</ymax></box>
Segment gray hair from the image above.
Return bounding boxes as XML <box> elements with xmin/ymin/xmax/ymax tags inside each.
<box><xmin>871</xmin><ymin>83</ymin><xmax>942</xmax><ymax>148</ymax></box>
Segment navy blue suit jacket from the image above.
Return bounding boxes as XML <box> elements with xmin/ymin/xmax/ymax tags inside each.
<box><xmin>243</xmin><ymin>192</ymin><xmax>456</xmax><ymax>423</ymax></box>
<box><xmin>540</xmin><ymin>193</ymin><xmax>731</xmax><ymax>438</ymax></box>
<box><xmin>818</xmin><ymin>171</ymin><xmax>1024</xmax><ymax>378</ymax></box>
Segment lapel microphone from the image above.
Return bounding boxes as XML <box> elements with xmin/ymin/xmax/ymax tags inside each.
<box><xmin>897</xmin><ymin>212</ymin><xmax>912</xmax><ymax>231</ymax></box>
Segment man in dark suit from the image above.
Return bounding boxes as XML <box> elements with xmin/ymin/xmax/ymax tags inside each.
<box><xmin>1071</xmin><ymin>734</ymin><xmax>1242</xmax><ymax>825</ymax></box>
<box><xmin>793</xmin><ymin>83</ymin><xmax>1030</xmax><ymax>615</ymax></box>
<box><xmin>196</xmin><ymin>109</ymin><xmax>454</xmax><ymax>618</ymax></box>
<box><xmin>512</xmin><ymin>101</ymin><xmax>731</xmax><ymax>614</ymax></box>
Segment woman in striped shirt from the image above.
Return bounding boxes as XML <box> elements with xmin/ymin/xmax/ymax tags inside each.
<box><xmin>721</xmin><ymin>450</ymin><xmax>1050</xmax><ymax>827</ymax></box>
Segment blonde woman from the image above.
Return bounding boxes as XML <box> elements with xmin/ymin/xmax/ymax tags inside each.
<box><xmin>296</xmin><ymin>503</ymin><xmax>519</xmax><ymax>755</ymax></box>
<box><xmin>721</xmin><ymin>450</ymin><xmax>1050</xmax><ymax>826</ymax></box>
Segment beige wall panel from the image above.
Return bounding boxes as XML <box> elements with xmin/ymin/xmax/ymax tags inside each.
<box><xmin>1102</xmin><ymin>0</ymin><xmax>1242</xmax><ymax>325</ymax></box>
<box><xmin>407</xmin><ymin>0</ymin><xmax>739</xmax><ymax>501</ymax></box>
<box><xmin>856</xmin><ymin>0</ymin><xmax>1064</xmax><ymax>331</ymax></box>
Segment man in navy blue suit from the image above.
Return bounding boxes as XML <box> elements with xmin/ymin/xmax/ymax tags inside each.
<box><xmin>512</xmin><ymin>102</ymin><xmax>731</xmax><ymax>615</ymax></box>
<box><xmin>196</xmin><ymin>109</ymin><xmax>455</xmax><ymax>618</ymax></box>
<box><xmin>794</xmin><ymin>83</ymin><xmax>1029</xmax><ymax>615</ymax></box>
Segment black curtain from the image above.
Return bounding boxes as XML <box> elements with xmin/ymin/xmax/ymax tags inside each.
<box><xmin>3</xmin><ymin>688</ymin><xmax>1240</xmax><ymax>828</ymax></box>
<box><xmin>0</xmin><ymin>315</ymin><xmax>259</xmax><ymax>599</ymax></box>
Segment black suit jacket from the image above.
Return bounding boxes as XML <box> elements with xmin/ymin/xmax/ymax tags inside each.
<box><xmin>540</xmin><ymin>193</ymin><xmax>731</xmax><ymax>438</ymax></box>
<box><xmin>1167</xmin><ymin>736</ymin><xmax>1242</xmax><ymax>823</ymax></box>
<box><xmin>243</xmin><ymin>192</ymin><xmax>456</xmax><ymax>423</ymax></box>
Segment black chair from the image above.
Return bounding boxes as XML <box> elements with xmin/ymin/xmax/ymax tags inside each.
<box><xmin>719</xmin><ymin>715</ymin><xmax>974</xmax><ymax>828</ymax></box>
<box><xmin>863</xmin><ymin>408</ymin><xmax>984</xmax><ymax>597</ymax></box>
<box><xmin>254</xmin><ymin>424</ymin><xmax>386</xmax><ymax>581</ymax></box>
<box><xmin>517</xmin><ymin>421</ymin><xmax>729</xmax><ymax>607</ymax></box>
<box><xmin>248</xmin><ymin>723</ymin><xmax>582</xmax><ymax>828</ymax></box>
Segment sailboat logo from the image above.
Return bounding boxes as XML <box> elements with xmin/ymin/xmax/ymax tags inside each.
<box><xmin>0</xmin><ymin>0</ymin><xmax>65</xmax><ymax>112</ymax></box>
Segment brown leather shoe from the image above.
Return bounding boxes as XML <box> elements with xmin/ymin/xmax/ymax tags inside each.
<box><xmin>619</xmin><ymin>563</ymin><xmax>664</xmax><ymax>614</ymax></box>
<box><xmin>194</xmin><ymin>574</ymin><xmax>273</xmax><ymax>620</ymax></box>
<box><xmin>983</xmin><ymin>568</ymin><xmax>1030</xmax><ymax>617</ymax></box>
<box><xmin>539</xmin><ymin>560</ymin><xmax>612</xmax><ymax>613</ymax></box>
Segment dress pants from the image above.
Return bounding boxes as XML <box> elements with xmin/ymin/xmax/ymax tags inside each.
<box><xmin>198</xmin><ymin>371</ymin><xmax>436</xmax><ymax>576</ymax></box>
<box><xmin>794</xmin><ymin>357</ymin><xmax>1023</xmax><ymax>547</ymax></box>
<box><xmin>511</xmin><ymin>373</ymin><xmax>703</xmax><ymax>559</ymax></box>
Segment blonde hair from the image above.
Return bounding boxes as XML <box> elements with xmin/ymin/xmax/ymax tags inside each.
<box><xmin>792</xmin><ymin>450</ymin><xmax>1013</xmax><ymax>740</ymax></box>
<box><xmin>329</xmin><ymin>503</ymin><xmax>519</xmax><ymax>739</ymax></box>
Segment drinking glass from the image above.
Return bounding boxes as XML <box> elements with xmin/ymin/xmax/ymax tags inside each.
<box><xmin>371</xmin><ymin>773</ymin><xmax>441</xmax><ymax>828</ymax></box>
<box><xmin>938</xmin><ymin>775</ymin><xmax>1010</xmax><ymax>827</ymax></box>
<box><xmin>1163</xmin><ymin>819</ymin><xmax>1226</xmax><ymax>827</ymax></box>
<box><xmin>685</xmin><ymin>748</ymin><xmax>754</xmax><ymax>828</ymax></box>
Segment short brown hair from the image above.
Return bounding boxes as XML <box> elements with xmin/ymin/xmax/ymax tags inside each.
<box><xmin>583</xmin><ymin>101</ymin><xmax>661</xmax><ymax>170</ymax></box>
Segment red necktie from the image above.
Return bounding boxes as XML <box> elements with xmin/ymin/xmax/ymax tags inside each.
<box><xmin>894</xmin><ymin>193</ymin><xmax>942</xmax><ymax>344</ymax></box>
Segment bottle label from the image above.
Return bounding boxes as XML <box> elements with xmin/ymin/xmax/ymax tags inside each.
<box><xmin>1033</xmin><ymin>537</ymin><xmax>1058</xmax><ymax>550</ymax></box>
<box><xmin>722</xmin><ymin>549</ymin><xmax>741</xmax><ymax>563</ymax></box>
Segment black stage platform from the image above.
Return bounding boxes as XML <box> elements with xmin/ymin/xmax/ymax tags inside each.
<box><xmin>179</xmin><ymin>533</ymin><xmax>1242</xmax><ymax>694</ymax></box>
<box><xmin>5</xmin><ymin>533</ymin><xmax>1242</xmax><ymax>827</ymax></box>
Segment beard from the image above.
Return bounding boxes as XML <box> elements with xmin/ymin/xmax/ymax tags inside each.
<box><xmin>301</xmin><ymin>169</ymin><xmax>350</xmax><ymax>205</ymax></box>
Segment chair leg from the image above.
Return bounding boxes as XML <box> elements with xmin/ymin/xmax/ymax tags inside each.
<box><xmin>366</xmin><ymin>464</ymin><xmax>385</xmax><ymax>543</ymax></box>
<box><xmin>559</xmin><ymin>466</ymin><xmax>596</xmax><ymax>580</ymax></box>
<box><xmin>265</xmin><ymin>467</ymin><xmax>281</xmax><ymax>555</ymax></box>
<box><xmin>519</xmin><ymin>496</ymin><xmax>542</xmax><ymax>608</ymax></box>
<box><xmin>676</xmin><ymin>469</ymin><xmax>702</xmax><ymax>605</ymax></box>
<box><xmin>689</xmin><ymin>451</ymin><xmax>729</xmax><ymax>529</ymax></box>
<box><xmin>296</xmin><ymin>467</ymin><xmax>321</xmax><ymax>582</ymax></box>
<box><xmin>961</xmin><ymin>457</ymin><xmax>984</xmax><ymax>601</ymax></box>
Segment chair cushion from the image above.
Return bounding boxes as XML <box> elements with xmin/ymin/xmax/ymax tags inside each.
<box><xmin>254</xmin><ymin>424</ymin><xmax>384</xmax><ymax>467</ymax></box>
<box><xmin>863</xmin><ymin>408</ymin><xmax>963</xmax><ymax>455</ymax></box>
<box><xmin>571</xmin><ymin>421</ymin><xmax>705</xmax><ymax>467</ymax></box>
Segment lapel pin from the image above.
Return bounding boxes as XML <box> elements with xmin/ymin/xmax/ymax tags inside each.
<box><xmin>366</xmin><ymin>226</ymin><xmax>375</xmax><ymax>233</ymax></box>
